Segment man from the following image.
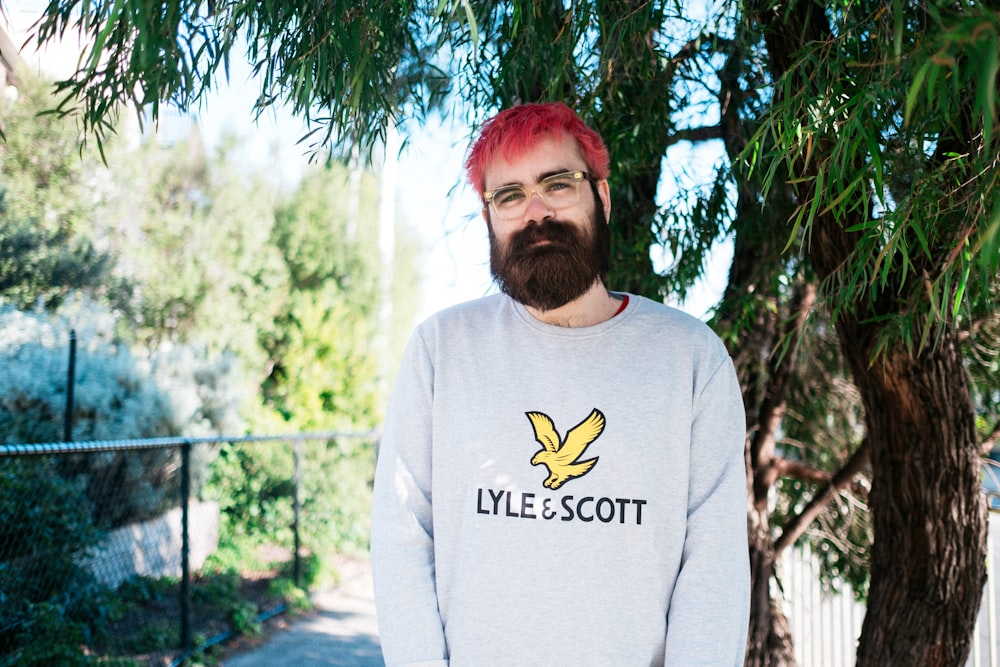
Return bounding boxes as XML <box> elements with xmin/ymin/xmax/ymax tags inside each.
<box><xmin>371</xmin><ymin>102</ymin><xmax>749</xmax><ymax>667</ymax></box>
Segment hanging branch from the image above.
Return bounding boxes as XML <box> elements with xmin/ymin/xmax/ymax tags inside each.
<box><xmin>750</xmin><ymin>281</ymin><xmax>817</xmax><ymax>508</ymax></box>
<box><xmin>773</xmin><ymin>439</ymin><xmax>871</xmax><ymax>555</ymax></box>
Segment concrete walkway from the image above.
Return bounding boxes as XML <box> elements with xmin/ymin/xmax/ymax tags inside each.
<box><xmin>223</xmin><ymin>559</ymin><xmax>384</xmax><ymax>667</ymax></box>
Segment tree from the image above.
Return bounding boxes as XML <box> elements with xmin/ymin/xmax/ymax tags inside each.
<box><xmin>19</xmin><ymin>1</ymin><xmax>1000</xmax><ymax>664</ymax></box>
<box><xmin>93</xmin><ymin>127</ymin><xmax>291</xmax><ymax>382</ymax></box>
<box><xmin>0</xmin><ymin>75</ymin><xmax>117</xmax><ymax>309</ymax></box>
<box><xmin>744</xmin><ymin>3</ymin><xmax>997</xmax><ymax>663</ymax></box>
<box><xmin>264</xmin><ymin>163</ymin><xmax>383</xmax><ymax>432</ymax></box>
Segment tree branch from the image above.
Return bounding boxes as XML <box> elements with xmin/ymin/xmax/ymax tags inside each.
<box><xmin>663</xmin><ymin>124</ymin><xmax>723</xmax><ymax>149</ymax></box>
<box><xmin>773</xmin><ymin>439</ymin><xmax>871</xmax><ymax>555</ymax></box>
<box><xmin>749</xmin><ymin>281</ymin><xmax>818</xmax><ymax>508</ymax></box>
<box><xmin>668</xmin><ymin>32</ymin><xmax>731</xmax><ymax>66</ymax></box>
<box><xmin>982</xmin><ymin>420</ymin><xmax>1000</xmax><ymax>455</ymax></box>
<box><xmin>774</xmin><ymin>458</ymin><xmax>832</xmax><ymax>485</ymax></box>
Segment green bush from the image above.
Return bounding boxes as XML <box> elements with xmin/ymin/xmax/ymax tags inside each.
<box><xmin>0</xmin><ymin>458</ymin><xmax>108</xmax><ymax>665</ymax></box>
<box><xmin>205</xmin><ymin>436</ymin><xmax>376</xmax><ymax>587</ymax></box>
<box><xmin>0</xmin><ymin>602</ymin><xmax>92</xmax><ymax>667</ymax></box>
<box><xmin>117</xmin><ymin>575</ymin><xmax>179</xmax><ymax>605</ymax></box>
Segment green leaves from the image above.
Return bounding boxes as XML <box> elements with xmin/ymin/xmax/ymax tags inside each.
<box><xmin>745</xmin><ymin>0</ymin><xmax>1000</xmax><ymax>353</ymax></box>
<box><xmin>28</xmin><ymin>0</ymin><xmax>440</xmax><ymax>159</ymax></box>
<box><xmin>904</xmin><ymin>10</ymin><xmax>1000</xmax><ymax>155</ymax></box>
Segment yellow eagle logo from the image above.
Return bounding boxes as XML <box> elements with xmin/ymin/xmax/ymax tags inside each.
<box><xmin>525</xmin><ymin>409</ymin><xmax>606</xmax><ymax>490</ymax></box>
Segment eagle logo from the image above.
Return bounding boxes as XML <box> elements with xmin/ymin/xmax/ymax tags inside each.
<box><xmin>525</xmin><ymin>409</ymin><xmax>606</xmax><ymax>490</ymax></box>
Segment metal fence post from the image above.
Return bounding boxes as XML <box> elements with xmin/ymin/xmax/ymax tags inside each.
<box><xmin>180</xmin><ymin>440</ymin><xmax>192</xmax><ymax>658</ymax></box>
<box><xmin>64</xmin><ymin>329</ymin><xmax>76</xmax><ymax>442</ymax></box>
<box><xmin>293</xmin><ymin>438</ymin><xmax>302</xmax><ymax>588</ymax></box>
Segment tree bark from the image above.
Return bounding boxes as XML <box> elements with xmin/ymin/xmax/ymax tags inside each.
<box><xmin>748</xmin><ymin>504</ymin><xmax>798</xmax><ymax>666</ymax></box>
<box><xmin>843</xmin><ymin>325</ymin><xmax>986</xmax><ymax>666</ymax></box>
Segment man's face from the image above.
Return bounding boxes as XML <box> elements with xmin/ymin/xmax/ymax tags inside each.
<box><xmin>482</xmin><ymin>133</ymin><xmax>611</xmax><ymax>311</ymax></box>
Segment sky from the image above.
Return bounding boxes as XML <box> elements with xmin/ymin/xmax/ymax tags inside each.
<box><xmin>3</xmin><ymin>1</ymin><xmax>727</xmax><ymax>325</ymax></box>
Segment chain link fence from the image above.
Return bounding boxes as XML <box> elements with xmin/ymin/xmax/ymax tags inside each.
<box><xmin>0</xmin><ymin>432</ymin><xmax>378</xmax><ymax>666</ymax></box>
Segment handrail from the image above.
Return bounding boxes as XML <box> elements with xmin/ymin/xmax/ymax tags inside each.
<box><xmin>0</xmin><ymin>430</ymin><xmax>381</xmax><ymax>456</ymax></box>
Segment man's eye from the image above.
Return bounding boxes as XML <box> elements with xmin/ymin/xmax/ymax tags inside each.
<box><xmin>544</xmin><ymin>180</ymin><xmax>572</xmax><ymax>192</ymax></box>
<box><xmin>495</xmin><ymin>189</ymin><xmax>525</xmax><ymax>206</ymax></box>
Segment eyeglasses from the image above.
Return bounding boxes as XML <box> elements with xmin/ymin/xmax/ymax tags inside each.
<box><xmin>483</xmin><ymin>170</ymin><xmax>592</xmax><ymax>221</ymax></box>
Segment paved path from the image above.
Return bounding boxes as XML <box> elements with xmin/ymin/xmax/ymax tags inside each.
<box><xmin>223</xmin><ymin>559</ymin><xmax>384</xmax><ymax>667</ymax></box>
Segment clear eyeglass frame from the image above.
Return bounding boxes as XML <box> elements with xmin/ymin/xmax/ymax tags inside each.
<box><xmin>483</xmin><ymin>170</ymin><xmax>591</xmax><ymax>220</ymax></box>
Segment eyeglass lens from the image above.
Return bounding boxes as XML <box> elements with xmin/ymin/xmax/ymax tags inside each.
<box><xmin>490</xmin><ymin>172</ymin><xmax>585</xmax><ymax>218</ymax></box>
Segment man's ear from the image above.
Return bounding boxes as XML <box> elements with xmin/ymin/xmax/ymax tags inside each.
<box><xmin>597</xmin><ymin>179</ymin><xmax>611</xmax><ymax>223</ymax></box>
<box><xmin>481</xmin><ymin>206</ymin><xmax>490</xmax><ymax>224</ymax></box>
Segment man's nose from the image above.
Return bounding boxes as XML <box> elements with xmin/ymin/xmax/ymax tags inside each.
<box><xmin>523</xmin><ymin>190</ymin><xmax>554</xmax><ymax>222</ymax></box>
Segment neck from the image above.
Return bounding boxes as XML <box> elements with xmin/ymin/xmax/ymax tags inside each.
<box><xmin>524</xmin><ymin>280</ymin><xmax>622</xmax><ymax>328</ymax></box>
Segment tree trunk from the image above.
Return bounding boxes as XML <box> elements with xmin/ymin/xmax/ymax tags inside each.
<box><xmin>716</xmin><ymin>45</ymin><xmax>803</xmax><ymax>658</ymax></box>
<box><xmin>843</xmin><ymin>327</ymin><xmax>986</xmax><ymax>666</ymax></box>
<box><xmin>805</xmin><ymin>115</ymin><xmax>988</xmax><ymax>667</ymax></box>
<box><xmin>718</xmin><ymin>233</ymin><xmax>795</xmax><ymax>667</ymax></box>
<box><xmin>739</xmin><ymin>282</ymin><xmax>815</xmax><ymax>667</ymax></box>
<box><xmin>747</xmin><ymin>505</ymin><xmax>798</xmax><ymax>666</ymax></box>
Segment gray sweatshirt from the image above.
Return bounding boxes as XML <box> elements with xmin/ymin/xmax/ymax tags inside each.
<box><xmin>371</xmin><ymin>293</ymin><xmax>749</xmax><ymax>667</ymax></box>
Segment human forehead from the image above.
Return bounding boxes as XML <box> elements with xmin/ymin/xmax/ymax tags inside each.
<box><xmin>482</xmin><ymin>132</ymin><xmax>589</xmax><ymax>191</ymax></box>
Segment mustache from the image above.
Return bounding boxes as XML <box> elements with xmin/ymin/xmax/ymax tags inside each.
<box><xmin>508</xmin><ymin>220</ymin><xmax>583</xmax><ymax>253</ymax></box>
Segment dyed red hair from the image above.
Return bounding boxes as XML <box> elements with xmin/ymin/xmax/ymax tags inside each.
<box><xmin>465</xmin><ymin>102</ymin><xmax>610</xmax><ymax>199</ymax></box>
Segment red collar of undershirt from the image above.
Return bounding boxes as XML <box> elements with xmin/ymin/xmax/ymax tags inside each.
<box><xmin>613</xmin><ymin>294</ymin><xmax>629</xmax><ymax>317</ymax></box>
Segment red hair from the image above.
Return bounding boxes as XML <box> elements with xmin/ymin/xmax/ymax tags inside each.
<box><xmin>465</xmin><ymin>102</ymin><xmax>610</xmax><ymax>198</ymax></box>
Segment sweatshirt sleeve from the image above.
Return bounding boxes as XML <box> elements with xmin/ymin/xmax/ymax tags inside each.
<box><xmin>663</xmin><ymin>354</ymin><xmax>750</xmax><ymax>666</ymax></box>
<box><xmin>370</xmin><ymin>330</ymin><xmax>449</xmax><ymax>667</ymax></box>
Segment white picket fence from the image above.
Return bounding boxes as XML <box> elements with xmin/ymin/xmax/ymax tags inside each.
<box><xmin>782</xmin><ymin>511</ymin><xmax>1000</xmax><ymax>666</ymax></box>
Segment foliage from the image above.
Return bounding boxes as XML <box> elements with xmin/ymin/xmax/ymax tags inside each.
<box><xmin>0</xmin><ymin>76</ymin><xmax>101</xmax><ymax>229</ymax></box>
<box><xmin>0</xmin><ymin>458</ymin><xmax>110</xmax><ymax>666</ymax></box>
<box><xmin>95</xmin><ymin>129</ymin><xmax>290</xmax><ymax>380</ymax></box>
<box><xmin>263</xmin><ymin>165</ymin><xmax>382</xmax><ymax>431</ymax></box>
<box><xmin>205</xmin><ymin>164</ymin><xmax>391</xmax><ymax>580</ymax></box>
<box><xmin>20</xmin><ymin>0</ymin><xmax>998</xmax><ymax>318</ymax></box>
<box><xmin>1</xmin><ymin>301</ymin><xmax>167</xmax><ymax>444</ymax></box>
<box><xmin>266</xmin><ymin>577</ymin><xmax>311</xmax><ymax>614</ymax></box>
<box><xmin>0</xmin><ymin>301</ymin><xmax>243</xmax><ymax>520</ymax></box>
<box><xmin>0</xmin><ymin>45</ymin><xmax>421</xmax><ymax>667</ymax></box>
<box><xmin>95</xmin><ymin>562</ymin><xmax>297</xmax><ymax>659</ymax></box>
<box><xmin>744</xmin><ymin>0</ymin><xmax>999</xmax><ymax>353</ymax></box>
<box><xmin>0</xmin><ymin>193</ymin><xmax>112</xmax><ymax>309</ymax></box>
<box><xmin>0</xmin><ymin>75</ymin><xmax>120</xmax><ymax>310</ymax></box>
<box><xmin>737</xmin><ymin>1</ymin><xmax>996</xmax><ymax>661</ymax></box>
<box><xmin>117</xmin><ymin>575</ymin><xmax>179</xmax><ymax>605</ymax></box>
<box><xmin>771</xmin><ymin>315</ymin><xmax>872</xmax><ymax>597</ymax></box>
<box><xmin>205</xmin><ymin>435</ymin><xmax>377</xmax><ymax>586</ymax></box>
<box><xmin>191</xmin><ymin>568</ymin><xmax>262</xmax><ymax>636</ymax></box>
<box><xmin>29</xmin><ymin>0</ymin><xmax>455</xmax><ymax>156</ymax></box>
<box><xmin>966</xmin><ymin>285</ymin><xmax>1000</xmax><ymax>443</ymax></box>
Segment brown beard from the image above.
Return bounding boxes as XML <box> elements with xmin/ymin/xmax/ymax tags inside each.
<box><xmin>489</xmin><ymin>208</ymin><xmax>610</xmax><ymax>311</ymax></box>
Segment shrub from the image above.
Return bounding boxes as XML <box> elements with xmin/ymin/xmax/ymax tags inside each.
<box><xmin>0</xmin><ymin>458</ymin><xmax>106</xmax><ymax>664</ymax></box>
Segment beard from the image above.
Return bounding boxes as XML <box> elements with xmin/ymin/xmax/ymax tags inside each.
<box><xmin>489</xmin><ymin>208</ymin><xmax>611</xmax><ymax>312</ymax></box>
